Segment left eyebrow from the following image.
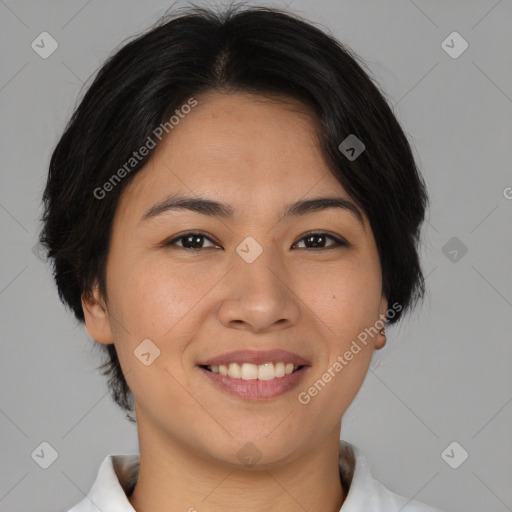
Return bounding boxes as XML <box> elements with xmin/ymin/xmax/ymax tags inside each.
<box><xmin>283</xmin><ymin>196</ymin><xmax>364</xmax><ymax>228</ymax></box>
<box><xmin>138</xmin><ymin>193</ymin><xmax>365</xmax><ymax>228</ymax></box>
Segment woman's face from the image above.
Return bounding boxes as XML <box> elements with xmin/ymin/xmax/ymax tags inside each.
<box><xmin>83</xmin><ymin>91</ymin><xmax>387</xmax><ymax>467</ymax></box>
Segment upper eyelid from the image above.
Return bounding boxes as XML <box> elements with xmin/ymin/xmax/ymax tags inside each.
<box><xmin>173</xmin><ymin>230</ymin><xmax>219</xmax><ymax>243</ymax></box>
<box><xmin>292</xmin><ymin>232</ymin><xmax>347</xmax><ymax>248</ymax></box>
<box><xmin>165</xmin><ymin>231</ymin><xmax>220</xmax><ymax>248</ymax></box>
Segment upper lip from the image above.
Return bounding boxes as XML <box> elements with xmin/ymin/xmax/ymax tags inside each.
<box><xmin>197</xmin><ymin>349</ymin><xmax>311</xmax><ymax>367</ymax></box>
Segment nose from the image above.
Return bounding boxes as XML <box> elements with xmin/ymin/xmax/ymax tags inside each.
<box><xmin>216</xmin><ymin>240</ymin><xmax>301</xmax><ymax>333</ymax></box>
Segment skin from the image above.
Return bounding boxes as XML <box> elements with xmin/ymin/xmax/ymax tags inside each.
<box><xmin>82</xmin><ymin>91</ymin><xmax>387</xmax><ymax>512</ymax></box>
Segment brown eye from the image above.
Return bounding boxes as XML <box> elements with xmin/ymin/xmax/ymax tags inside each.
<box><xmin>166</xmin><ymin>232</ymin><xmax>220</xmax><ymax>250</ymax></box>
<box><xmin>293</xmin><ymin>232</ymin><xmax>347</xmax><ymax>249</ymax></box>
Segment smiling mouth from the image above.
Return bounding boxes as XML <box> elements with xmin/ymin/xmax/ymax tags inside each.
<box><xmin>199</xmin><ymin>362</ymin><xmax>305</xmax><ymax>380</ymax></box>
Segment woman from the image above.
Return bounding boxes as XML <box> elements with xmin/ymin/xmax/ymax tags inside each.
<box><xmin>40</xmin><ymin>4</ymin><xmax>442</xmax><ymax>511</ymax></box>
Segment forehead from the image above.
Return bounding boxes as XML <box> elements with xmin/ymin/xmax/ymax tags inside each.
<box><xmin>117</xmin><ymin>91</ymin><xmax>354</xmax><ymax>221</ymax></box>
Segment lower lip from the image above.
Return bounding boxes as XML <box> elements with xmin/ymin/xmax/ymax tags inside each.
<box><xmin>198</xmin><ymin>366</ymin><xmax>309</xmax><ymax>400</ymax></box>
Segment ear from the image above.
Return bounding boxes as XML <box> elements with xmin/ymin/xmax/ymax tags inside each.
<box><xmin>374</xmin><ymin>294</ymin><xmax>388</xmax><ymax>351</ymax></box>
<box><xmin>81</xmin><ymin>282</ymin><xmax>114</xmax><ymax>345</ymax></box>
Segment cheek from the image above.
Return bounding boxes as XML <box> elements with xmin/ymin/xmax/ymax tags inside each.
<box><xmin>108</xmin><ymin>253</ymin><xmax>217</xmax><ymax>338</ymax></box>
<box><xmin>296</xmin><ymin>256</ymin><xmax>382</xmax><ymax>333</ymax></box>
<box><xmin>106</xmin><ymin>258</ymin><xmax>212</xmax><ymax>414</ymax></box>
<box><xmin>292</xmin><ymin>259</ymin><xmax>380</xmax><ymax>410</ymax></box>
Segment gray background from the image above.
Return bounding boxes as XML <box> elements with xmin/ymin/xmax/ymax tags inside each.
<box><xmin>1</xmin><ymin>1</ymin><xmax>511</xmax><ymax>511</ymax></box>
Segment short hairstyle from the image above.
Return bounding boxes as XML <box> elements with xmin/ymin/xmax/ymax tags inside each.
<box><xmin>40</xmin><ymin>4</ymin><xmax>429</xmax><ymax>422</ymax></box>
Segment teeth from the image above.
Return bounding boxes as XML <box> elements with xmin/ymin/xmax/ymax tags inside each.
<box><xmin>257</xmin><ymin>362</ymin><xmax>274</xmax><ymax>380</ymax></box>
<box><xmin>228</xmin><ymin>363</ymin><xmax>242</xmax><ymax>379</ymax></box>
<box><xmin>205</xmin><ymin>361</ymin><xmax>301</xmax><ymax>380</ymax></box>
<box><xmin>242</xmin><ymin>363</ymin><xmax>259</xmax><ymax>380</ymax></box>
<box><xmin>275</xmin><ymin>362</ymin><xmax>285</xmax><ymax>378</ymax></box>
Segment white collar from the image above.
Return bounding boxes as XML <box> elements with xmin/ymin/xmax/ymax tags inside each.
<box><xmin>67</xmin><ymin>440</ymin><xmax>440</xmax><ymax>512</ymax></box>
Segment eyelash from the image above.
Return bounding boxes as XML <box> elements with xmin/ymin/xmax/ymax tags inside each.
<box><xmin>164</xmin><ymin>231</ymin><xmax>348</xmax><ymax>251</ymax></box>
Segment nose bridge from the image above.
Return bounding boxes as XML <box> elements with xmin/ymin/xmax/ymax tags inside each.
<box><xmin>234</xmin><ymin>232</ymin><xmax>287</xmax><ymax>297</ymax></box>
<box><xmin>216</xmin><ymin>232</ymin><xmax>300</xmax><ymax>332</ymax></box>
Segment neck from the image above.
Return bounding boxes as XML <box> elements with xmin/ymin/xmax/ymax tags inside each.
<box><xmin>128</xmin><ymin>417</ymin><xmax>346</xmax><ymax>512</ymax></box>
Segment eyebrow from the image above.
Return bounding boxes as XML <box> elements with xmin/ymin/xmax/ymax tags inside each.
<box><xmin>139</xmin><ymin>193</ymin><xmax>365</xmax><ymax>228</ymax></box>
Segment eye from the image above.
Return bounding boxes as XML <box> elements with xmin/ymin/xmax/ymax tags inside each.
<box><xmin>292</xmin><ymin>231</ymin><xmax>347</xmax><ymax>250</ymax></box>
<box><xmin>165</xmin><ymin>231</ymin><xmax>221</xmax><ymax>250</ymax></box>
<box><xmin>163</xmin><ymin>230</ymin><xmax>347</xmax><ymax>251</ymax></box>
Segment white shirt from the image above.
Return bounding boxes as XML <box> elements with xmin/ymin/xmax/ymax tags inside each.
<box><xmin>67</xmin><ymin>440</ymin><xmax>442</xmax><ymax>512</ymax></box>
